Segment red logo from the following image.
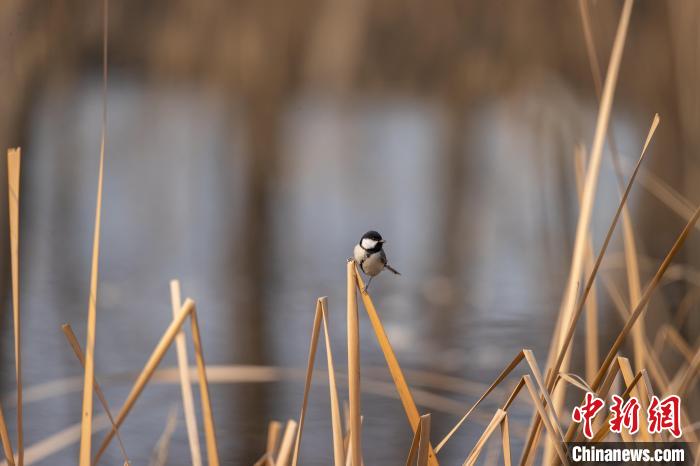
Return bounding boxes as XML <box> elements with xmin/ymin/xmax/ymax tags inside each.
<box><xmin>648</xmin><ymin>395</ymin><xmax>682</xmax><ymax>438</ymax></box>
<box><xmin>572</xmin><ymin>392</ymin><xmax>606</xmax><ymax>439</ymax></box>
<box><xmin>572</xmin><ymin>392</ymin><xmax>683</xmax><ymax>439</ymax></box>
<box><xmin>609</xmin><ymin>395</ymin><xmax>640</xmax><ymax>435</ymax></box>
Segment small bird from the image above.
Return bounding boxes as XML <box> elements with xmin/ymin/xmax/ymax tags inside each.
<box><xmin>353</xmin><ymin>230</ymin><xmax>401</xmax><ymax>290</ymax></box>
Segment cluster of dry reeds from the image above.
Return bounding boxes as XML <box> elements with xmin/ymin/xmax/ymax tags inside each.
<box><xmin>260</xmin><ymin>1</ymin><xmax>700</xmax><ymax>465</ymax></box>
<box><xmin>0</xmin><ymin>0</ymin><xmax>698</xmax><ymax>465</ymax></box>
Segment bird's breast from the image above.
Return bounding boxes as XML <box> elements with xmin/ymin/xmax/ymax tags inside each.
<box><xmin>361</xmin><ymin>251</ymin><xmax>385</xmax><ymax>276</ymax></box>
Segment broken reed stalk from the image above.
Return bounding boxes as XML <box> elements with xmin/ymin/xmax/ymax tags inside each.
<box><xmin>346</xmin><ymin>261</ymin><xmax>362</xmax><ymax>466</ymax></box>
<box><xmin>463</xmin><ymin>409</ymin><xmax>506</xmax><ymax>466</ymax></box>
<box><xmin>288</xmin><ymin>297</ymin><xmax>344</xmax><ymax>466</ymax></box>
<box><xmin>169</xmin><ymin>280</ymin><xmax>203</xmax><ymax>466</ymax></box>
<box><xmin>437</xmin><ymin>348</ymin><xmax>575</xmax><ymax>462</ymax></box>
<box><xmin>404</xmin><ymin>417</ymin><xmax>422</xmax><ymax>466</ymax></box>
<box><xmin>355</xmin><ymin>267</ymin><xmax>439</xmax><ymax>466</ymax></box>
<box><xmin>60</xmin><ymin>324</ymin><xmax>130</xmax><ymax>463</ymax></box>
<box><xmin>0</xmin><ymin>405</ymin><xmax>13</xmax><ymax>466</ymax></box>
<box><xmin>522</xmin><ymin>111</ymin><xmax>657</xmax><ymax>464</ymax></box>
<box><xmin>416</xmin><ymin>414</ymin><xmax>431</xmax><ymax>466</ymax></box>
<box><xmin>291</xmin><ymin>299</ymin><xmax>324</xmax><ymax>466</ymax></box>
<box><xmin>275</xmin><ymin>420</ymin><xmax>297</xmax><ymax>466</ymax></box>
<box><xmin>500</xmin><ymin>414</ymin><xmax>511</xmax><ymax>466</ymax></box>
<box><xmin>266</xmin><ymin>421</ymin><xmax>282</xmax><ymax>462</ymax></box>
<box><xmin>7</xmin><ymin>148</ymin><xmax>22</xmax><ymax>466</ymax></box>
<box><xmin>93</xmin><ymin>299</ymin><xmax>220</xmax><ymax>466</ymax></box>
<box><xmin>436</xmin><ymin>351</ymin><xmax>525</xmax><ymax>453</ymax></box>
<box><xmin>188</xmin><ymin>304</ymin><xmax>220</xmax><ymax>466</ymax></box>
<box><xmin>457</xmin><ymin>371</ymin><xmax>567</xmax><ymax>466</ymax></box>
<box><xmin>79</xmin><ymin>1</ymin><xmax>109</xmax><ymax>463</ymax></box>
<box><xmin>321</xmin><ymin>298</ymin><xmax>346</xmax><ymax>466</ymax></box>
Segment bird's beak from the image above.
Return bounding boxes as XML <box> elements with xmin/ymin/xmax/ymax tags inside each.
<box><xmin>379</xmin><ymin>239</ymin><xmax>386</xmax><ymax>243</ymax></box>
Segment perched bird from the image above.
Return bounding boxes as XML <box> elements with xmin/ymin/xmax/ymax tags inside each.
<box><xmin>353</xmin><ymin>230</ymin><xmax>400</xmax><ymax>290</ymax></box>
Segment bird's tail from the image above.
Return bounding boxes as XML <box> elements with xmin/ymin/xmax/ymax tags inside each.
<box><xmin>385</xmin><ymin>264</ymin><xmax>401</xmax><ymax>275</ymax></box>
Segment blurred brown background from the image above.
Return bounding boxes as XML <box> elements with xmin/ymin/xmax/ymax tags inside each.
<box><xmin>0</xmin><ymin>1</ymin><xmax>698</xmax><ymax>464</ymax></box>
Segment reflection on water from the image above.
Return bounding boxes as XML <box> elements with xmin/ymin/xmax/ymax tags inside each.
<box><xmin>0</xmin><ymin>73</ymin><xmax>631</xmax><ymax>464</ymax></box>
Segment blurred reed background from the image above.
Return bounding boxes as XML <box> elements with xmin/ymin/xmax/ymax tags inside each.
<box><xmin>0</xmin><ymin>0</ymin><xmax>698</xmax><ymax>464</ymax></box>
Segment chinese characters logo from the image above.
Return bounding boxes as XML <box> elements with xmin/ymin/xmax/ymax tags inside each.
<box><xmin>571</xmin><ymin>393</ymin><xmax>682</xmax><ymax>439</ymax></box>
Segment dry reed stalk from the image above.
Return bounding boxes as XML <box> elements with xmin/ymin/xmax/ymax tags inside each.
<box><xmin>574</xmin><ymin>154</ymin><xmax>649</xmax><ymax>441</ymax></box>
<box><xmin>589</xmin><ymin>371</ymin><xmax>643</xmax><ymax>442</ymax></box>
<box><xmin>524</xmin><ymin>111</ymin><xmax>657</xmax><ymax>464</ymax></box>
<box><xmin>416</xmin><ymin>414</ymin><xmax>431</xmax><ymax>466</ymax></box>
<box><xmin>285</xmin><ymin>302</ymin><xmax>344</xmax><ymax>466</ymax></box>
<box><xmin>578</xmin><ymin>0</ymin><xmax>646</xmax><ymax>375</ymax></box>
<box><xmin>465</xmin><ymin>374</ymin><xmax>567</xmax><ymax>466</ymax></box>
<box><xmin>617</xmin><ymin>357</ymin><xmax>652</xmax><ymax>441</ymax></box>
<box><xmin>266</xmin><ymin>421</ymin><xmax>282</xmax><ymax>462</ymax></box>
<box><xmin>500</xmin><ymin>413</ymin><xmax>511</xmax><ymax>466</ymax></box>
<box><xmin>0</xmin><ymin>404</ymin><xmax>13</xmax><ymax>466</ymax></box>
<box><xmin>253</xmin><ymin>453</ymin><xmax>272</xmax><ymax>466</ymax></box>
<box><xmin>148</xmin><ymin>405</ymin><xmax>178</xmax><ymax>466</ymax></box>
<box><xmin>60</xmin><ymin>324</ymin><xmax>130</xmax><ymax>462</ymax></box>
<box><xmin>556</xmin><ymin>374</ymin><xmax>592</xmax><ymax>393</ymax></box>
<box><xmin>343</xmin><ymin>416</ymin><xmax>364</xmax><ymax>466</ymax></box>
<box><xmin>0</xmin><ymin>415</ymin><xmax>110</xmax><ymax>466</ymax></box>
<box><xmin>354</xmin><ymin>268</ymin><xmax>438</xmax><ymax>466</ymax></box>
<box><xmin>463</xmin><ymin>410</ymin><xmax>506</xmax><ymax>466</ymax></box>
<box><xmin>6</xmin><ymin>148</ymin><xmax>22</xmax><ymax>466</ymax></box>
<box><xmin>320</xmin><ymin>298</ymin><xmax>346</xmax><ymax>466</ymax></box>
<box><xmin>437</xmin><ymin>349</ymin><xmax>556</xmax><ymax>455</ymax></box>
<box><xmin>93</xmin><ymin>299</ymin><xmax>195</xmax><ymax>463</ymax></box>
<box><xmin>169</xmin><ymin>280</ymin><xmax>202</xmax><ymax>466</ymax></box>
<box><xmin>346</xmin><ymin>261</ymin><xmax>362</xmax><ymax>466</ymax></box>
<box><xmin>404</xmin><ymin>418</ymin><xmax>422</xmax><ymax>466</ymax></box>
<box><xmin>436</xmin><ymin>351</ymin><xmax>525</xmax><ymax>453</ymax></box>
<box><xmin>503</xmin><ymin>376</ymin><xmax>566</xmax><ymax>464</ymax></box>
<box><xmin>541</xmin><ymin>0</ymin><xmax>634</xmax><ymax>459</ymax></box>
<box><xmin>342</xmin><ymin>400</ymin><xmax>350</xmax><ymax>446</ymax></box>
<box><xmin>291</xmin><ymin>300</ymin><xmax>323</xmax><ymax>466</ymax></box>
<box><xmin>573</xmin><ymin>146</ymin><xmax>600</xmax><ymax>382</ymax></box>
<box><xmin>521</xmin><ymin>351</ymin><xmax>563</xmax><ymax>440</ymax></box>
<box><xmin>544</xmin><ymin>0</ymin><xmax>633</xmax><ymax>397</ymax></box>
<box><xmin>275</xmin><ymin>420</ymin><xmax>297</xmax><ymax>466</ymax></box>
<box><xmin>80</xmin><ymin>1</ymin><xmax>109</xmax><ymax>463</ymax></box>
<box><xmin>189</xmin><ymin>304</ymin><xmax>220</xmax><ymax>466</ymax></box>
<box><xmin>522</xmin><ymin>376</ymin><xmax>568</xmax><ymax>465</ymax></box>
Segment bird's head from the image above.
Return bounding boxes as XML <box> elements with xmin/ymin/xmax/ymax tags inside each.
<box><xmin>360</xmin><ymin>230</ymin><xmax>385</xmax><ymax>252</ymax></box>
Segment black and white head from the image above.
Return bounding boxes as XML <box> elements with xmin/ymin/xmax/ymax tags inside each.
<box><xmin>359</xmin><ymin>230</ymin><xmax>385</xmax><ymax>252</ymax></box>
